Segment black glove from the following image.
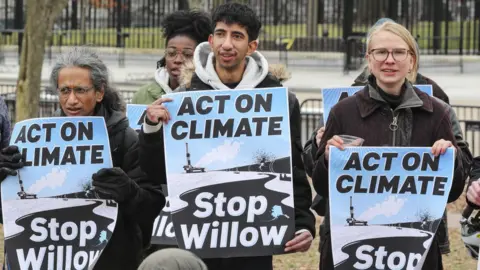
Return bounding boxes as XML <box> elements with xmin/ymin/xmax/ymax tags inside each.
<box><xmin>0</xmin><ymin>145</ymin><xmax>24</xmax><ymax>182</ymax></box>
<box><xmin>92</xmin><ymin>167</ymin><xmax>138</xmax><ymax>202</ymax></box>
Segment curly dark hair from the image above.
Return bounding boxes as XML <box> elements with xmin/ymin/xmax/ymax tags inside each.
<box><xmin>211</xmin><ymin>2</ymin><xmax>261</xmax><ymax>42</ymax></box>
<box><xmin>157</xmin><ymin>10</ymin><xmax>212</xmax><ymax>67</ymax></box>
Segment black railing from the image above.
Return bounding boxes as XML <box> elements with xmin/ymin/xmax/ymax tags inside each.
<box><xmin>1</xmin><ymin>0</ymin><xmax>479</xmax><ymax>54</ymax></box>
<box><xmin>0</xmin><ymin>85</ymin><xmax>137</xmax><ymax>126</ymax></box>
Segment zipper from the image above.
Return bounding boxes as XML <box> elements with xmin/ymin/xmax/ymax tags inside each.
<box><xmin>389</xmin><ymin>108</ymin><xmax>399</xmax><ymax>146</ymax></box>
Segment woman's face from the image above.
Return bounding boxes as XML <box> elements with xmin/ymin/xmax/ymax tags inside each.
<box><xmin>57</xmin><ymin>67</ymin><xmax>103</xmax><ymax>117</ymax></box>
<box><xmin>164</xmin><ymin>35</ymin><xmax>197</xmax><ymax>82</ymax></box>
<box><xmin>367</xmin><ymin>30</ymin><xmax>414</xmax><ymax>91</ymax></box>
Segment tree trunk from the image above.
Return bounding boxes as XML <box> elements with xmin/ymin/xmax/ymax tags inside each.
<box><xmin>15</xmin><ymin>0</ymin><xmax>68</xmax><ymax>123</ymax></box>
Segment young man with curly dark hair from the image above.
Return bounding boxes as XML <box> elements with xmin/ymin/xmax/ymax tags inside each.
<box><xmin>138</xmin><ymin>3</ymin><xmax>316</xmax><ymax>270</ymax></box>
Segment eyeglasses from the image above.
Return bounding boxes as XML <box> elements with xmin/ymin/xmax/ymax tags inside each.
<box><xmin>369</xmin><ymin>48</ymin><xmax>411</xmax><ymax>62</ymax></box>
<box><xmin>57</xmin><ymin>86</ymin><xmax>94</xmax><ymax>97</ymax></box>
<box><xmin>164</xmin><ymin>49</ymin><xmax>194</xmax><ymax>60</ymax></box>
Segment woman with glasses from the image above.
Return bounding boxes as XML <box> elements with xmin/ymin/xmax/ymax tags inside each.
<box><xmin>312</xmin><ymin>21</ymin><xmax>466</xmax><ymax>270</ymax></box>
<box><xmin>49</xmin><ymin>47</ymin><xmax>164</xmax><ymax>269</ymax></box>
<box><xmin>132</xmin><ymin>10</ymin><xmax>212</xmax><ymax>104</ymax></box>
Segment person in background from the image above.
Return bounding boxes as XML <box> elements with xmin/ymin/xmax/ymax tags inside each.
<box><xmin>0</xmin><ymin>97</ymin><xmax>11</xmax><ymax>149</ymax></box>
<box><xmin>132</xmin><ymin>10</ymin><xmax>212</xmax><ymax>104</ymax></box>
<box><xmin>138</xmin><ymin>248</ymin><xmax>208</xmax><ymax>270</ymax></box>
<box><xmin>312</xmin><ymin>21</ymin><xmax>466</xmax><ymax>270</ymax></box>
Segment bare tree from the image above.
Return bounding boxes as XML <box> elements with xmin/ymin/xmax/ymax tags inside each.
<box><xmin>252</xmin><ymin>149</ymin><xmax>276</xmax><ymax>164</ymax></box>
<box><xmin>416</xmin><ymin>208</ymin><xmax>433</xmax><ymax>222</ymax></box>
<box><xmin>16</xmin><ymin>0</ymin><xmax>69</xmax><ymax>122</ymax></box>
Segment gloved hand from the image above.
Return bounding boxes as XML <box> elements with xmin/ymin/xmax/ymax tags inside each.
<box><xmin>92</xmin><ymin>167</ymin><xmax>139</xmax><ymax>202</ymax></box>
<box><xmin>0</xmin><ymin>145</ymin><xmax>24</xmax><ymax>182</ymax></box>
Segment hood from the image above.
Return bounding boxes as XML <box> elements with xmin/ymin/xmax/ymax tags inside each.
<box><xmin>185</xmin><ymin>42</ymin><xmax>270</xmax><ymax>89</ymax></box>
<box><xmin>180</xmin><ymin>43</ymin><xmax>290</xmax><ymax>88</ymax></box>
<box><xmin>154</xmin><ymin>68</ymin><xmax>173</xmax><ymax>94</ymax></box>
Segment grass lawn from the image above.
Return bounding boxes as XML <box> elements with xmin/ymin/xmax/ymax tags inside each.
<box><xmin>1</xmin><ymin>20</ymin><xmax>478</xmax><ymax>51</ymax></box>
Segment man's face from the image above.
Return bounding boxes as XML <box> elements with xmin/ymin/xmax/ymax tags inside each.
<box><xmin>57</xmin><ymin>67</ymin><xmax>104</xmax><ymax>117</ymax></box>
<box><xmin>209</xmin><ymin>22</ymin><xmax>258</xmax><ymax>71</ymax></box>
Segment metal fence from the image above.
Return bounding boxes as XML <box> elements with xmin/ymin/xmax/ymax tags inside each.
<box><xmin>299</xmin><ymin>98</ymin><xmax>480</xmax><ymax>156</ymax></box>
<box><xmin>0</xmin><ymin>84</ymin><xmax>137</xmax><ymax>125</ymax></box>
<box><xmin>1</xmin><ymin>0</ymin><xmax>479</xmax><ymax>54</ymax></box>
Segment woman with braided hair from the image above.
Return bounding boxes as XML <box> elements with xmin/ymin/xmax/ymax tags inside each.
<box><xmin>132</xmin><ymin>10</ymin><xmax>212</xmax><ymax>104</ymax></box>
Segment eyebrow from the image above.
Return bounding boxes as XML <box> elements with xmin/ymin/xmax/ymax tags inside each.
<box><xmin>232</xmin><ymin>31</ymin><xmax>245</xmax><ymax>37</ymax></box>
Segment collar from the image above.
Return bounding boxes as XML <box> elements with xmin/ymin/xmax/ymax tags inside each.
<box><xmin>356</xmin><ymin>79</ymin><xmax>433</xmax><ymax>118</ymax></box>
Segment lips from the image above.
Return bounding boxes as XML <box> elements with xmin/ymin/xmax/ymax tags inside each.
<box><xmin>381</xmin><ymin>69</ymin><xmax>398</xmax><ymax>76</ymax></box>
<box><xmin>170</xmin><ymin>69</ymin><xmax>180</xmax><ymax>77</ymax></box>
<box><xmin>220</xmin><ymin>53</ymin><xmax>235</xmax><ymax>62</ymax></box>
<box><xmin>66</xmin><ymin>108</ymin><xmax>82</xmax><ymax>116</ymax></box>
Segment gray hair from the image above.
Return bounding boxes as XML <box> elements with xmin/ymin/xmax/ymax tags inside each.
<box><xmin>50</xmin><ymin>47</ymin><xmax>126</xmax><ymax>112</ymax></box>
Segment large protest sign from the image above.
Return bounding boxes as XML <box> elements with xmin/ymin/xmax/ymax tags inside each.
<box><xmin>162</xmin><ymin>87</ymin><xmax>295</xmax><ymax>258</ymax></box>
<box><xmin>1</xmin><ymin>117</ymin><xmax>118</xmax><ymax>270</ymax></box>
<box><xmin>126</xmin><ymin>104</ymin><xmax>177</xmax><ymax>246</ymax></box>
<box><xmin>329</xmin><ymin>147</ymin><xmax>454</xmax><ymax>269</ymax></box>
<box><xmin>322</xmin><ymin>85</ymin><xmax>433</xmax><ymax>123</ymax></box>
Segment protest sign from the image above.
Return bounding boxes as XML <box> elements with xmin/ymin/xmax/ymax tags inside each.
<box><xmin>126</xmin><ymin>104</ymin><xmax>148</xmax><ymax>132</ymax></box>
<box><xmin>126</xmin><ymin>105</ymin><xmax>178</xmax><ymax>246</ymax></box>
<box><xmin>162</xmin><ymin>87</ymin><xmax>295</xmax><ymax>258</ymax></box>
<box><xmin>329</xmin><ymin>146</ymin><xmax>454</xmax><ymax>269</ymax></box>
<box><xmin>322</xmin><ymin>85</ymin><xmax>434</xmax><ymax>123</ymax></box>
<box><xmin>1</xmin><ymin>117</ymin><xmax>117</xmax><ymax>270</ymax></box>
<box><xmin>150</xmin><ymin>185</ymin><xmax>177</xmax><ymax>245</ymax></box>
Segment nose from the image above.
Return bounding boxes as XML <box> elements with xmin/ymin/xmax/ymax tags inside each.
<box><xmin>221</xmin><ymin>35</ymin><xmax>233</xmax><ymax>50</ymax></box>
<box><xmin>385</xmin><ymin>52</ymin><xmax>395</xmax><ymax>64</ymax></box>
<box><xmin>173</xmin><ymin>53</ymin><xmax>184</xmax><ymax>64</ymax></box>
<box><xmin>66</xmin><ymin>91</ymin><xmax>79</xmax><ymax>105</ymax></box>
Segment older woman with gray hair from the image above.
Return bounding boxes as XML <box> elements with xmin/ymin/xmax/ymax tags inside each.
<box><xmin>48</xmin><ymin>47</ymin><xmax>164</xmax><ymax>269</ymax></box>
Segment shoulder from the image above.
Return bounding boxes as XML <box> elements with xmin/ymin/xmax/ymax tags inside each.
<box><xmin>416</xmin><ymin>73</ymin><xmax>450</xmax><ymax>104</ymax></box>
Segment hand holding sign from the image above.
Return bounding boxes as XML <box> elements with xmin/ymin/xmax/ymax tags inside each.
<box><xmin>325</xmin><ymin>135</ymin><xmax>364</xmax><ymax>161</ymax></box>
<box><xmin>146</xmin><ymin>97</ymin><xmax>173</xmax><ymax>124</ymax></box>
<box><xmin>431</xmin><ymin>139</ymin><xmax>454</xmax><ymax>157</ymax></box>
<box><xmin>467</xmin><ymin>180</ymin><xmax>480</xmax><ymax>206</ymax></box>
<box><xmin>315</xmin><ymin>127</ymin><xmax>325</xmax><ymax>146</ymax></box>
<box><xmin>92</xmin><ymin>167</ymin><xmax>139</xmax><ymax>202</ymax></box>
<box><xmin>284</xmin><ymin>231</ymin><xmax>313</xmax><ymax>253</ymax></box>
<box><xmin>0</xmin><ymin>146</ymin><xmax>24</xmax><ymax>181</ymax></box>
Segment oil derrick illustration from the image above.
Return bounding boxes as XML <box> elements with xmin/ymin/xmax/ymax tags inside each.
<box><xmin>183</xmin><ymin>143</ymin><xmax>205</xmax><ymax>173</ymax></box>
<box><xmin>346</xmin><ymin>196</ymin><xmax>367</xmax><ymax>226</ymax></box>
<box><xmin>17</xmin><ymin>172</ymin><xmax>37</xmax><ymax>199</ymax></box>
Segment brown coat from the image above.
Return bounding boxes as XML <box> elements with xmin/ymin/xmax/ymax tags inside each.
<box><xmin>312</xmin><ymin>81</ymin><xmax>465</xmax><ymax>270</ymax></box>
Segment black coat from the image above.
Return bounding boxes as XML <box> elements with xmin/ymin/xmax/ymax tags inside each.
<box><xmin>139</xmin><ymin>73</ymin><xmax>315</xmax><ymax>237</ymax></box>
<box><xmin>313</xmin><ymin>82</ymin><xmax>465</xmax><ymax>270</ymax></box>
<box><xmin>87</xmin><ymin>106</ymin><xmax>165</xmax><ymax>270</ymax></box>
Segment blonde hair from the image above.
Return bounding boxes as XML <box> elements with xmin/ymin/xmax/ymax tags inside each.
<box><xmin>366</xmin><ymin>21</ymin><xmax>418</xmax><ymax>82</ymax></box>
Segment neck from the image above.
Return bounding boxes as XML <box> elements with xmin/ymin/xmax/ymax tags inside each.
<box><xmin>376</xmin><ymin>80</ymin><xmax>404</xmax><ymax>96</ymax></box>
<box><xmin>169</xmin><ymin>77</ymin><xmax>179</xmax><ymax>90</ymax></box>
<box><xmin>215</xmin><ymin>59</ymin><xmax>246</xmax><ymax>84</ymax></box>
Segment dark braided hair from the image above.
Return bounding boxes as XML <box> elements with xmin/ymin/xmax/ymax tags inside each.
<box><xmin>157</xmin><ymin>10</ymin><xmax>212</xmax><ymax>68</ymax></box>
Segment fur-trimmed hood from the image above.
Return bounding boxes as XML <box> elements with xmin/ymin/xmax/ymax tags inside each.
<box><xmin>180</xmin><ymin>42</ymin><xmax>290</xmax><ymax>89</ymax></box>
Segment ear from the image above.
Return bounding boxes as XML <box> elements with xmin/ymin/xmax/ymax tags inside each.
<box><xmin>208</xmin><ymin>34</ymin><xmax>214</xmax><ymax>47</ymax></box>
<box><xmin>96</xmin><ymin>87</ymin><xmax>105</xmax><ymax>103</ymax></box>
<box><xmin>410</xmin><ymin>54</ymin><xmax>416</xmax><ymax>71</ymax></box>
<box><xmin>246</xmin><ymin>40</ymin><xmax>258</xmax><ymax>56</ymax></box>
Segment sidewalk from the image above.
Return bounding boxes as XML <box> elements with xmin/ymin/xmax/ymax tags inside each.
<box><xmin>0</xmin><ymin>58</ymin><xmax>478</xmax><ymax>105</ymax></box>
